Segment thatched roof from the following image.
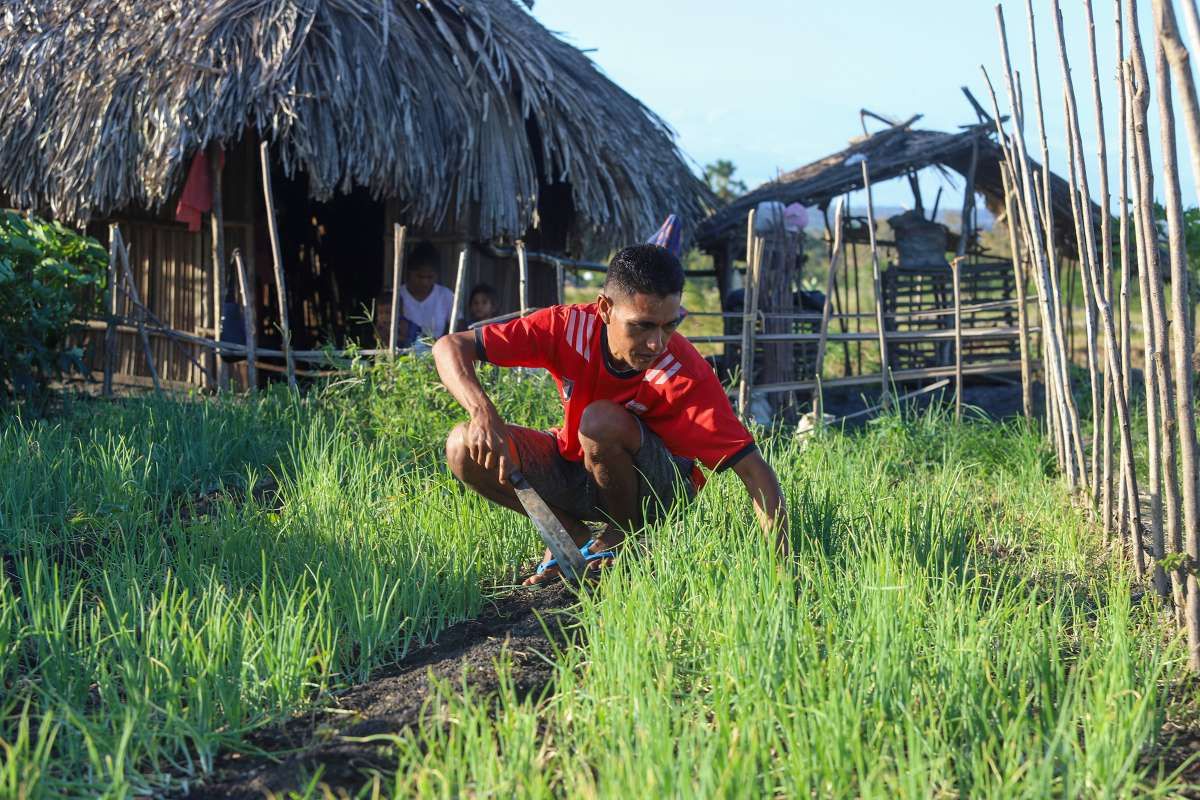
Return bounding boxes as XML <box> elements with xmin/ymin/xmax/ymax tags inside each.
<box><xmin>0</xmin><ymin>0</ymin><xmax>711</xmax><ymax>244</ymax></box>
<box><xmin>696</xmin><ymin>121</ymin><xmax>1082</xmax><ymax>253</ymax></box>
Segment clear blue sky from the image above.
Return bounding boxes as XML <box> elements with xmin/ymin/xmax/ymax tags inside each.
<box><xmin>532</xmin><ymin>0</ymin><xmax>1192</xmax><ymax>211</ymax></box>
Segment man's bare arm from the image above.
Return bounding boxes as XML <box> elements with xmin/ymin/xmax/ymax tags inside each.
<box><xmin>731</xmin><ymin>450</ymin><xmax>789</xmax><ymax>558</ymax></box>
<box><xmin>432</xmin><ymin>333</ymin><xmax>511</xmax><ymax>478</ymax></box>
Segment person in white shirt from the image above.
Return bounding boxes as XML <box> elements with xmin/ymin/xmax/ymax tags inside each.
<box><xmin>398</xmin><ymin>241</ymin><xmax>456</xmax><ymax>338</ymax></box>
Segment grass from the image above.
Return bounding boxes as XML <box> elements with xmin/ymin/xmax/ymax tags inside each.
<box><xmin>0</xmin><ymin>356</ymin><xmax>1190</xmax><ymax>797</ymax></box>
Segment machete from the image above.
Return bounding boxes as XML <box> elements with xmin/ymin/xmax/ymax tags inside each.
<box><xmin>508</xmin><ymin>469</ymin><xmax>587</xmax><ymax>584</ymax></box>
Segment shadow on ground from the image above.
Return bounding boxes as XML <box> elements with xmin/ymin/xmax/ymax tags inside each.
<box><xmin>183</xmin><ymin>581</ymin><xmax>578</xmax><ymax>799</ymax></box>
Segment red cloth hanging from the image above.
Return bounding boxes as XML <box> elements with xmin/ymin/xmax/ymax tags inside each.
<box><xmin>174</xmin><ymin>147</ymin><xmax>225</xmax><ymax>232</ymax></box>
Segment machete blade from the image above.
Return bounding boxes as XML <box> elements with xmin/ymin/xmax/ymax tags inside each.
<box><xmin>509</xmin><ymin>469</ymin><xmax>587</xmax><ymax>584</ymax></box>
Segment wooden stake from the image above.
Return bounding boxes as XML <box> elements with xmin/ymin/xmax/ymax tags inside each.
<box><xmin>813</xmin><ymin>197</ymin><xmax>847</xmax><ymax>420</ymax></box>
<box><xmin>1129</xmin><ymin>7</ymin><xmax>1186</xmax><ymax>601</ymax></box>
<box><xmin>860</xmin><ymin>159</ymin><xmax>890</xmax><ymax>405</ymax></box>
<box><xmin>984</xmin><ymin>23</ymin><xmax>1083</xmax><ymax>485</ymax></box>
<box><xmin>1001</xmin><ymin>171</ymin><xmax>1034</xmax><ymax>421</ymax></box>
<box><xmin>739</xmin><ymin>215</ymin><xmax>763</xmax><ymax>420</ymax></box>
<box><xmin>113</xmin><ymin>228</ymin><xmax>161</xmax><ymax>393</ymax></box>
<box><xmin>208</xmin><ymin>143</ymin><xmax>228</xmax><ymax>392</ymax></box>
<box><xmin>1084</xmin><ymin>0</ymin><xmax>1118</xmax><ymax>534</ymax></box>
<box><xmin>259</xmin><ymin>141</ymin><xmax>296</xmax><ymax>390</ymax></box>
<box><xmin>103</xmin><ymin>227</ymin><xmax>118</xmax><ymax>397</ymax></box>
<box><xmin>1117</xmin><ymin>6</ymin><xmax>1136</xmax><ymax>548</ymax></box>
<box><xmin>952</xmin><ymin>256</ymin><xmax>964</xmax><ymax>420</ymax></box>
<box><xmin>517</xmin><ymin>240</ymin><xmax>529</xmax><ymax>317</ymax></box>
<box><xmin>556</xmin><ymin>261</ymin><xmax>565</xmax><ymax>305</ymax></box>
<box><xmin>1021</xmin><ymin>0</ymin><xmax>1087</xmax><ymax>487</ymax></box>
<box><xmin>389</xmin><ymin>224</ymin><xmax>407</xmax><ymax>353</ymax></box>
<box><xmin>1152</xmin><ymin>0</ymin><xmax>1200</xmax><ymax>664</ymax></box>
<box><xmin>448</xmin><ymin>246</ymin><xmax>468</xmax><ymax>335</ymax></box>
<box><xmin>233</xmin><ymin>249</ymin><xmax>257</xmax><ymax>392</ymax></box>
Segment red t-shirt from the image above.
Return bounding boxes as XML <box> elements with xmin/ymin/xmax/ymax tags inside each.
<box><xmin>476</xmin><ymin>303</ymin><xmax>756</xmax><ymax>489</ymax></box>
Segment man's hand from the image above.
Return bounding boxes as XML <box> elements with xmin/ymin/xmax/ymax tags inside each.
<box><xmin>465</xmin><ymin>409</ymin><xmax>512</xmax><ymax>482</ymax></box>
<box><xmin>731</xmin><ymin>450</ymin><xmax>789</xmax><ymax>559</ymax></box>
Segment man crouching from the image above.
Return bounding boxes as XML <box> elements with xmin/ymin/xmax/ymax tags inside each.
<box><xmin>433</xmin><ymin>244</ymin><xmax>787</xmax><ymax>584</ymax></box>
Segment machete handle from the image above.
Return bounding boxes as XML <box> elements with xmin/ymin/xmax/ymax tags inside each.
<box><xmin>508</xmin><ymin>469</ymin><xmax>525</xmax><ymax>485</ymax></box>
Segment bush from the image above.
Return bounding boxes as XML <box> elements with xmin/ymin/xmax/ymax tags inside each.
<box><xmin>0</xmin><ymin>211</ymin><xmax>106</xmax><ymax>397</ymax></box>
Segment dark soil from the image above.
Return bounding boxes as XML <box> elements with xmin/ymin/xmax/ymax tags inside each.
<box><xmin>183</xmin><ymin>581</ymin><xmax>578</xmax><ymax>799</ymax></box>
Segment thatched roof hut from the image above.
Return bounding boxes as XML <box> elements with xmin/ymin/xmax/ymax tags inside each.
<box><xmin>0</xmin><ymin>0</ymin><xmax>708</xmax><ymax>242</ymax></box>
<box><xmin>0</xmin><ymin>0</ymin><xmax>711</xmax><ymax>389</ymax></box>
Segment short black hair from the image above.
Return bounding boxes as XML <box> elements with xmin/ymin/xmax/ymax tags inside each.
<box><xmin>408</xmin><ymin>240</ymin><xmax>441</xmax><ymax>273</ymax></box>
<box><xmin>604</xmin><ymin>244</ymin><xmax>685</xmax><ymax>298</ymax></box>
<box><xmin>469</xmin><ymin>283</ymin><xmax>498</xmax><ymax>304</ymax></box>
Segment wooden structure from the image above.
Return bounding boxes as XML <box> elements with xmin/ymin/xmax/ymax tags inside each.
<box><xmin>695</xmin><ymin>107</ymin><xmax>1088</xmax><ymax>411</ymax></box>
<box><xmin>0</xmin><ymin>0</ymin><xmax>710</xmax><ymax>390</ymax></box>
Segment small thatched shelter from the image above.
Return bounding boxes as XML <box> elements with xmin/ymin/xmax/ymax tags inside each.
<box><xmin>0</xmin><ymin>0</ymin><xmax>710</xmax><ymax>388</ymax></box>
<box><xmin>696</xmin><ymin>111</ymin><xmax>1087</xmax><ymax>381</ymax></box>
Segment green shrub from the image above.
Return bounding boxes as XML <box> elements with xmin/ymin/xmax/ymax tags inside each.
<box><xmin>0</xmin><ymin>211</ymin><xmax>106</xmax><ymax>397</ymax></box>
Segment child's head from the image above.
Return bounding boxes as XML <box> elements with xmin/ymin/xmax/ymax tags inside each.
<box><xmin>468</xmin><ymin>283</ymin><xmax>499</xmax><ymax>322</ymax></box>
<box><xmin>405</xmin><ymin>241</ymin><xmax>441</xmax><ymax>299</ymax></box>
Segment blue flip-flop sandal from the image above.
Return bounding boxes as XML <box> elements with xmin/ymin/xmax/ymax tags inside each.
<box><xmin>533</xmin><ymin>538</ymin><xmax>618</xmax><ymax>578</ymax></box>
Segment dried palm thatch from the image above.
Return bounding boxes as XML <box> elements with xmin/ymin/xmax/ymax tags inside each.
<box><xmin>0</xmin><ymin>0</ymin><xmax>710</xmax><ymax>244</ymax></box>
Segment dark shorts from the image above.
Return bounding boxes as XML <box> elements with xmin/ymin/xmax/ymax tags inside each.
<box><xmin>507</xmin><ymin>421</ymin><xmax>696</xmax><ymax>526</ymax></box>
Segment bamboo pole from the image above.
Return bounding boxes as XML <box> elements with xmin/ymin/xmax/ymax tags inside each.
<box><xmin>1129</xmin><ymin>5</ymin><xmax>1185</xmax><ymax>601</ymax></box>
<box><xmin>952</xmin><ymin>256</ymin><xmax>964</xmax><ymax>420</ymax></box>
<box><xmin>812</xmin><ymin>197</ymin><xmax>847</xmax><ymax>422</ymax></box>
<box><xmin>1001</xmin><ymin>171</ymin><xmax>1034</xmax><ymax>421</ymax></box>
<box><xmin>860</xmin><ymin>159</ymin><xmax>890</xmax><ymax>405</ymax></box>
<box><xmin>1053</xmin><ymin>2</ymin><xmax>1148</xmax><ymax>585</ymax></box>
<box><xmin>259</xmin><ymin>141</ymin><xmax>296</xmax><ymax>390</ymax></box>
<box><xmin>986</xmin><ymin>14</ymin><xmax>1085</xmax><ymax>485</ymax></box>
<box><xmin>1084</xmin><ymin>0</ymin><xmax>1118</xmax><ymax>534</ymax></box>
<box><xmin>448</xmin><ymin>246</ymin><xmax>468</xmax><ymax>335</ymax></box>
<box><xmin>1021</xmin><ymin>0</ymin><xmax>1088</xmax><ymax>487</ymax></box>
<box><xmin>1167</xmin><ymin>0</ymin><xmax>1200</xmax><ymax>208</ymax></box>
<box><xmin>233</xmin><ymin>249</ymin><xmax>257</xmax><ymax>392</ymax></box>
<box><xmin>113</xmin><ymin>228</ymin><xmax>161</xmax><ymax>393</ymax></box>
<box><xmin>517</xmin><ymin>239</ymin><xmax>529</xmax><ymax>317</ymax></box>
<box><xmin>738</xmin><ymin>236</ymin><xmax>764</xmax><ymax>421</ymax></box>
<box><xmin>1152</xmin><ymin>0</ymin><xmax>1200</xmax><ymax>665</ymax></box>
<box><xmin>1128</xmin><ymin>69</ymin><xmax>1167</xmax><ymax>589</ymax></box>
<box><xmin>208</xmin><ymin>143</ymin><xmax>228</xmax><ymax>392</ymax></box>
<box><xmin>389</xmin><ymin>223</ymin><xmax>406</xmax><ymax>353</ymax></box>
<box><xmin>1117</xmin><ymin>0</ymin><xmax>1135</xmax><ymax>546</ymax></box>
<box><xmin>103</xmin><ymin>227</ymin><xmax>118</xmax><ymax>397</ymax></box>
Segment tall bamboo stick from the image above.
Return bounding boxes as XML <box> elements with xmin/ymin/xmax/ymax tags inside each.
<box><xmin>233</xmin><ymin>249</ymin><xmax>257</xmax><ymax>392</ymax></box>
<box><xmin>389</xmin><ymin>223</ymin><xmax>406</xmax><ymax>353</ymax></box>
<box><xmin>208</xmin><ymin>143</ymin><xmax>228</xmax><ymax>392</ymax></box>
<box><xmin>103</xmin><ymin>227</ymin><xmax>118</xmax><ymax>397</ymax></box>
<box><xmin>448</xmin><ymin>246</ymin><xmax>468</xmax><ymax>335</ymax></box>
<box><xmin>1083</xmin><ymin>0</ymin><xmax>1118</xmax><ymax>529</ymax></box>
<box><xmin>813</xmin><ymin>198</ymin><xmax>847</xmax><ymax>410</ymax></box>
<box><xmin>985</xmin><ymin>21</ymin><xmax>1085</xmax><ymax>485</ymax></box>
<box><xmin>113</xmin><ymin>228</ymin><xmax>161</xmax><ymax>393</ymax></box>
<box><xmin>1152</xmin><ymin>0</ymin><xmax>1200</xmax><ymax>665</ymax></box>
<box><xmin>517</xmin><ymin>239</ymin><xmax>529</xmax><ymax>317</ymax></box>
<box><xmin>1128</xmin><ymin>73</ymin><xmax>1167</xmax><ymax>588</ymax></box>
<box><xmin>1023</xmin><ymin>0</ymin><xmax>1087</xmax><ymax>488</ymax></box>
<box><xmin>1117</xmin><ymin>0</ymin><xmax>1135</xmax><ymax>545</ymax></box>
<box><xmin>1129</xmin><ymin>6</ymin><xmax>1185</xmax><ymax>600</ymax></box>
<box><xmin>739</xmin><ymin>235</ymin><xmax>764</xmax><ymax>421</ymax></box>
<box><xmin>1001</xmin><ymin>171</ymin><xmax>1034</xmax><ymax>421</ymax></box>
<box><xmin>1168</xmin><ymin>0</ymin><xmax>1200</xmax><ymax>207</ymax></box>
<box><xmin>860</xmin><ymin>159</ymin><xmax>890</xmax><ymax>405</ymax></box>
<box><xmin>259</xmin><ymin>141</ymin><xmax>296</xmax><ymax>390</ymax></box>
<box><xmin>952</xmin><ymin>257</ymin><xmax>964</xmax><ymax>420</ymax></box>
<box><xmin>1052</xmin><ymin>2</ymin><xmax>1146</xmax><ymax>583</ymax></box>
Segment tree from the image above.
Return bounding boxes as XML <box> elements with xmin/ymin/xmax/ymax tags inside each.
<box><xmin>704</xmin><ymin>159</ymin><xmax>748</xmax><ymax>205</ymax></box>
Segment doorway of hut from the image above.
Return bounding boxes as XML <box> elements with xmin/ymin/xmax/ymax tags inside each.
<box><xmin>256</xmin><ymin>167</ymin><xmax>385</xmax><ymax>355</ymax></box>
